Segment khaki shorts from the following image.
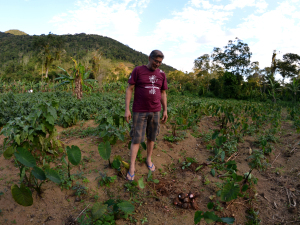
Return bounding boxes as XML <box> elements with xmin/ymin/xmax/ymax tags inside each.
<box><xmin>130</xmin><ymin>112</ymin><xmax>160</xmax><ymax>144</ymax></box>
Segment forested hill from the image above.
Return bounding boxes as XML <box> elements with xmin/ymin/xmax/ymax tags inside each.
<box><xmin>0</xmin><ymin>31</ymin><xmax>176</xmax><ymax>81</ymax></box>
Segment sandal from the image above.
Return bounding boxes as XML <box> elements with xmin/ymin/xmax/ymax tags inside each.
<box><xmin>147</xmin><ymin>163</ymin><xmax>155</xmax><ymax>172</ymax></box>
<box><xmin>126</xmin><ymin>171</ymin><xmax>135</xmax><ymax>181</ymax></box>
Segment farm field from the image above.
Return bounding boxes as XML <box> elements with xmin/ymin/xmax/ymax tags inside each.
<box><xmin>1</xmin><ymin>91</ymin><xmax>300</xmax><ymax>225</ymax></box>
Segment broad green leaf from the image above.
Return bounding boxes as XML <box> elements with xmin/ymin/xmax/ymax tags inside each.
<box><xmin>112</xmin><ymin>158</ymin><xmax>121</xmax><ymax>170</ymax></box>
<box><xmin>91</xmin><ymin>203</ymin><xmax>107</xmax><ymax>220</ymax></box>
<box><xmin>46</xmin><ymin>114</ymin><xmax>55</xmax><ymax>125</ymax></box>
<box><xmin>98</xmin><ymin>141</ymin><xmax>111</xmax><ymax>161</ymax></box>
<box><xmin>32</xmin><ymin>166</ymin><xmax>46</xmax><ymax>180</ymax></box>
<box><xmin>242</xmin><ymin>184</ymin><xmax>249</xmax><ymax>192</ymax></box>
<box><xmin>11</xmin><ymin>184</ymin><xmax>33</xmax><ymax>206</ymax></box>
<box><xmin>221</xmin><ymin>151</ymin><xmax>225</xmax><ymax>162</ymax></box>
<box><xmin>141</xmin><ymin>142</ymin><xmax>147</xmax><ymax>150</ymax></box>
<box><xmin>220</xmin><ymin>217</ymin><xmax>235</xmax><ymax>224</ymax></box>
<box><xmin>117</xmin><ymin>201</ymin><xmax>135</xmax><ymax>214</ymax></box>
<box><xmin>236</xmin><ymin>175</ymin><xmax>243</xmax><ymax>182</ymax></box>
<box><xmin>211</xmin><ymin>169</ymin><xmax>215</xmax><ymax>177</ymax></box>
<box><xmin>128</xmin><ymin>141</ymin><xmax>131</xmax><ymax>150</ymax></box>
<box><xmin>14</xmin><ymin>135</ymin><xmax>21</xmax><ymax>145</ymax></box>
<box><xmin>3</xmin><ymin>146</ymin><xmax>15</xmax><ymax>159</ymax></box>
<box><xmin>153</xmin><ymin>179</ymin><xmax>159</xmax><ymax>183</ymax></box>
<box><xmin>221</xmin><ymin>182</ymin><xmax>240</xmax><ymax>202</ymax></box>
<box><xmin>67</xmin><ymin>145</ymin><xmax>81</xmax><ymax>166</ymax></box>
<box><xmin>207</xmin><ymin>202</ymin><xmax>214</xmax><ymax>209</ymax></box>
<box><xmin>216</xmin><ymin>136</ymin><xmax>223</xmax><ymax>146</ymax></box>
<box><xmin>14</xmin><ymin>147</ymin><xmax>36</xmax><ymax>167</ymax></box>
<box><xmin>194</xmin><ymin>211</ymin><xmax>204</xmax><ymax>224</ymax></box>
<box><xmin>212</xmin><ymin>131</ymin><xmax>219</xmax><ymax>140</ymax></box>
<box><xmin>45</xmin><ymin>168</ymin><xmax>61</xmax><ymax>184</ymax></box>
<box><xmin>203</xmin><ymin>211</ymin><xmax>220</xmax><ymax>223</ymax></box>
<box><xmin>47</xmin><ymin>106</ymin><xmax>57</xmax><ymax>119</ymax></box>
<box><xmin>138</xmin><ymin>177</ymin><xmax>145</xmax><ymax>189</ymax></box>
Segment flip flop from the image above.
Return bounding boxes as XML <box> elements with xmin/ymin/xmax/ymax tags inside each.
<box><xmin>147</xmin><ymin>163</ymin><xmax>155</xmax><ymax>172</ymax></box>
<box><xmin>126</xmin><ymin>171</ymin><xmax>135</xmax><ymax>181</ymax></box>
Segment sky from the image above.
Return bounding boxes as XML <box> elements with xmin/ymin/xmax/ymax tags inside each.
<box><xmin>1</xmin><ymin>0</ymin><xmax>300</xmax><ymax>73</ymax></box>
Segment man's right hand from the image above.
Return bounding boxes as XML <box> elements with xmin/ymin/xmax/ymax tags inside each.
<box><xmin>125</xmin><ymin>109</ymin><xmax>132</xmax><ymax>123</ymax></box>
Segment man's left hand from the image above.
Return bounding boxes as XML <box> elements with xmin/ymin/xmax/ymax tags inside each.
<box><xmin>161</xmin><ymin>111</ymin><xmax>168</xmax><ymax>123</ymax></box>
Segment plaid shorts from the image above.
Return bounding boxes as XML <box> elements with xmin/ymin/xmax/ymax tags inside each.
<box><xmin>130</xmin><ymin>112</ymin><xmax>160</xmax><ymax>144</ymax></box>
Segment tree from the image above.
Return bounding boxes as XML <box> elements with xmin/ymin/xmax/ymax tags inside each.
<box><xmin>33</xmin><ymin>33</ymin><xmax>64</xmax><ymax>79</ymax></box>
<box><xmin>56</xmin><ymin>58</ymin><xmax>95</xmax><ymax>99</ymax></box>
<box><xmin>211</xmin><ymin>38</ymin><xmax>252</xmax><ymax>79</ymax></box>
<box><xmin>194</xmin><ymin>54</ymin><xmax>223</xmax><ymax>93</ymax></box>
<box><xmin>286</xmin><ymin>78</ymin><xmax>300</xmax><ymax>102</ymax></box>
<box><xmin>277</xmin><ymin>53</ymin><xmax>300</xmax><ymax>81</ymax></box>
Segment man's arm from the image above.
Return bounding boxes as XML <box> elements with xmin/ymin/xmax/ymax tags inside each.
<box><xmin>161</xmin><ymin>90</ymin><xmax>168</xmax><ymax>123</ymax></box>
<box><xmin>125</xmin><ymin>84</ymin><xmax>135</xmax><ymax>123</ymax></box>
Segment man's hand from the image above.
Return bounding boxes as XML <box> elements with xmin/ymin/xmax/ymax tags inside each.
<box><xmin>161</xmin><ymin>111</ymin><xmax>168</xmax><ymax>123</ymax></box>
<box><xmin>125</xmin><ymin>109</ymin><xmax>132</xmax><ymax>123</ymax></box>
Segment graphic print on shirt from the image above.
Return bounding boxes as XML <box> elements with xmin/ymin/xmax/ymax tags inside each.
<box><xmin>145</xmin><ymin>75</ymin><xmax>159</xmax><ymax>94</ymax></box>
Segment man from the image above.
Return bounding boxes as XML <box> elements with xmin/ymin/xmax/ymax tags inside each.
<box><xmin>124</xmin><ymin>50</ymin><xmax>168</xmax><ymax>181</ymax></box>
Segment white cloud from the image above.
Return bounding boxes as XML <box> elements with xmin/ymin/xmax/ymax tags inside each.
<box><xmin>49</xmin><ymin>0</ymin><xmax>300</xmax><ymax>73</ymax></box>
<box><xmin>232</xmin><ymin>0</ymin><xmax>300</xmax><ymax>68</ymax></box>
<box><xmin>50</xmin><ymin>0</ymin><xmax>148</xmax><ymax>43</ymax></box>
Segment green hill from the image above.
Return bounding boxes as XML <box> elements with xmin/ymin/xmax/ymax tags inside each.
<box><xmin>5</xmin><ymin>29</ymin><xmax>28</xmax><ymax>35</ymax></box>
<box><xmin>0</xmin><ymin>32</ymin><xmax>176</xmax><ymax>81</ymax></box>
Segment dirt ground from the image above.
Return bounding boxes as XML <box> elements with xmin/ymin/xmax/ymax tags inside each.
<box><xmin>1</xmin><ymin>117</ymin><xmax>300</xmax><ymax>225</ymax></box>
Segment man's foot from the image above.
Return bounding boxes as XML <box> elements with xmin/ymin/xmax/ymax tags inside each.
<box><xmin>126</xmin><ymin>171</ymin><xmax>135</xmax><ymax>181</ymax></box>
<box><xmin>146</xmin><ymin>162</ymin><xmax>155</xmax><ymax>172</ymax></box>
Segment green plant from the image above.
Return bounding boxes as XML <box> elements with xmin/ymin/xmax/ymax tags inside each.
<box><xmin>248</xmin><ymin>150</ymin><xmax>269</xmax><ymax>170</ymax></box>
<box><xmin>72</xmin><ymin>184</ymin><xmax>88</xmax><ymax>197</ymax></box>
<box><xmin>98</xmin><ymin>141</ymin><xmax>112</xmax><ymax>167</ymax></box>
<box><xmin>1</xmin><ymin>100</ymin><xmax>63</xmax><ymax>156</ymax></box>
<box><xmin>147</xmin><ymin>170</ymin><xmax>159</xmax><ymax>184</ymax></box>
<box><xmin>59</xmin><ymin>145</ymin><xmax>82</xmax><ymax>189</ymax></box>
<box><xmin>141</xmin><ymin>216</ymin><xmax>148</xmax><ymax>224</ymax></box>
<box><xmin>8</xmin><ymin>147</ymin><xmax>61</xmax><ymax>206</ymax></box>
<box><xmin>78</xmin><ymin>199</ymin><xmax>135</xmax><ymax>224</ymax></box>
<box><xmin>97</xmin><ymin>172</ymin><xmax>117</xmax><ymax>187</ymax></box>
<box><xmin>245</xmin><ymin>208</ymin><xmax>261</xmax><ymax>225</ymax></box>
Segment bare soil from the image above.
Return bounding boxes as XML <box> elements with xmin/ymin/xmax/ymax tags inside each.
<box><xmin>1</xmin><ymin>117</ymin><xmax>300</xmax><ymax>225</ymax></box>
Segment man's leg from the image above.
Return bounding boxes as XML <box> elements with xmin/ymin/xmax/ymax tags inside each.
<box><xmin>146</xmin><ymin>139</ymin><xmax>155</xmax><ymax>171</ymax></box>
<box><xmin>127</xmin><ymin>143</ymin><xmax>140</xmax><ymax>180</ymax></box>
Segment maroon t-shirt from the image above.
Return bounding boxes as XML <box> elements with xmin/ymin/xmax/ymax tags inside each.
<box><xmin>128</xmin><ymin>65</ymin><xmax>168</xmax><ymax>112</ymax></box>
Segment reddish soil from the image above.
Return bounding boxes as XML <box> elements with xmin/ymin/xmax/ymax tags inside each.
<box><xmin>0</xmin><ymin>117</ymin><xmax>300</xmax><ymax>225</ymax></box>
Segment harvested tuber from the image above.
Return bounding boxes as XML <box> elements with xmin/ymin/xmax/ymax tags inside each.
<box><xmin>178</xmin><ymin>192</ymin><xmax>188</xmax><ymax>201</ymax></box>
<box><xmin>173</xmin><ymin>197</ymin><xmax>182</xmax><ymax>206</ymax></box>
<box><xmin>182</xmin><ymin>203</ymin><xmax>191</xmax><ymax>209</ymax></box>
<box><xmin>189</xmin><ymin>192</ymin><xmax>200</xmax><ymax>199</ymax></box>
<box><xmin>183</xmin><ymin>197</ymin><xmax>191</xmax><ymax>203</ymax></box>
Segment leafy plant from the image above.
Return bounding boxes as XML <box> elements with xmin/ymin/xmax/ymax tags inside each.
<box><xmin>1</xmin><ymin>100</ymin><xmax>63</xmax><ymax>156</ymax></box>
<box><xmin>7</xmin><ymin>147</ymin><xmax>61</xmax><ymax>206</ymax></box>
<box><xmin>248</xmin><ymin>150</ymin><xmax>269</xmax><ymax>170</ymax></box>
<box><xmin>79</xmin><ymin>199</ymin><xmax>135</xmax><ymax>224</ymax></box>
<box><xmin>97</xmin><ymin>172</ymin><xmax>117</xmax><ymax>187</ymax></box>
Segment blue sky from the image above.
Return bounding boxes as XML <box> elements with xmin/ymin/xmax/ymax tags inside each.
<box><xmin>1</xmin><ymin>0</ymin><xmax>300</xmax><ymax>74</ymax></box>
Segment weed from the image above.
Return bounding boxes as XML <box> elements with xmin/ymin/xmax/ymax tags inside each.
<box><xmin>97</xmin><ymin>172</ymin><xmax>117</xmax><ymax>187</ymax></box>
<box><xmin>141</xmin><ymin>216</ymin><xmax>148</xmax><ymax>224</ymax></box>
<box><xmin>248</xmin><ymin>150</ymin><xmax>269</xmax><ymax>170</ymax></box>
<box><xmin>246</xmin><ymin>208</ymin><xmax>261</xmax><ymax>225</ymax></box>
<box><xmin>72</xmin><ymin>184</ymin><xmax>88</xmax><ymax>197</ymax></box>
<box><xmin>82</xmin><ymin>178</ymin><xmax>90</xmax><ymax>184</ymax></box>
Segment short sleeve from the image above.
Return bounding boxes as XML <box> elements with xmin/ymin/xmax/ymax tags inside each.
<box><xmin>161</xmin><ymin>72</ymin><xmax>168</xmax><ymax>90</ymax></box>
<box><xmin>128</xmin><ymin>67</ymin><xmax>138</xmax><ymax>85</ymax></box>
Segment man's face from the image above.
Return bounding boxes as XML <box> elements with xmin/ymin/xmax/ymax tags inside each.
<box><xmin>148</xmin><ymin>56</ymin><xmax>163</xmax><ymax>71</ymax></box>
